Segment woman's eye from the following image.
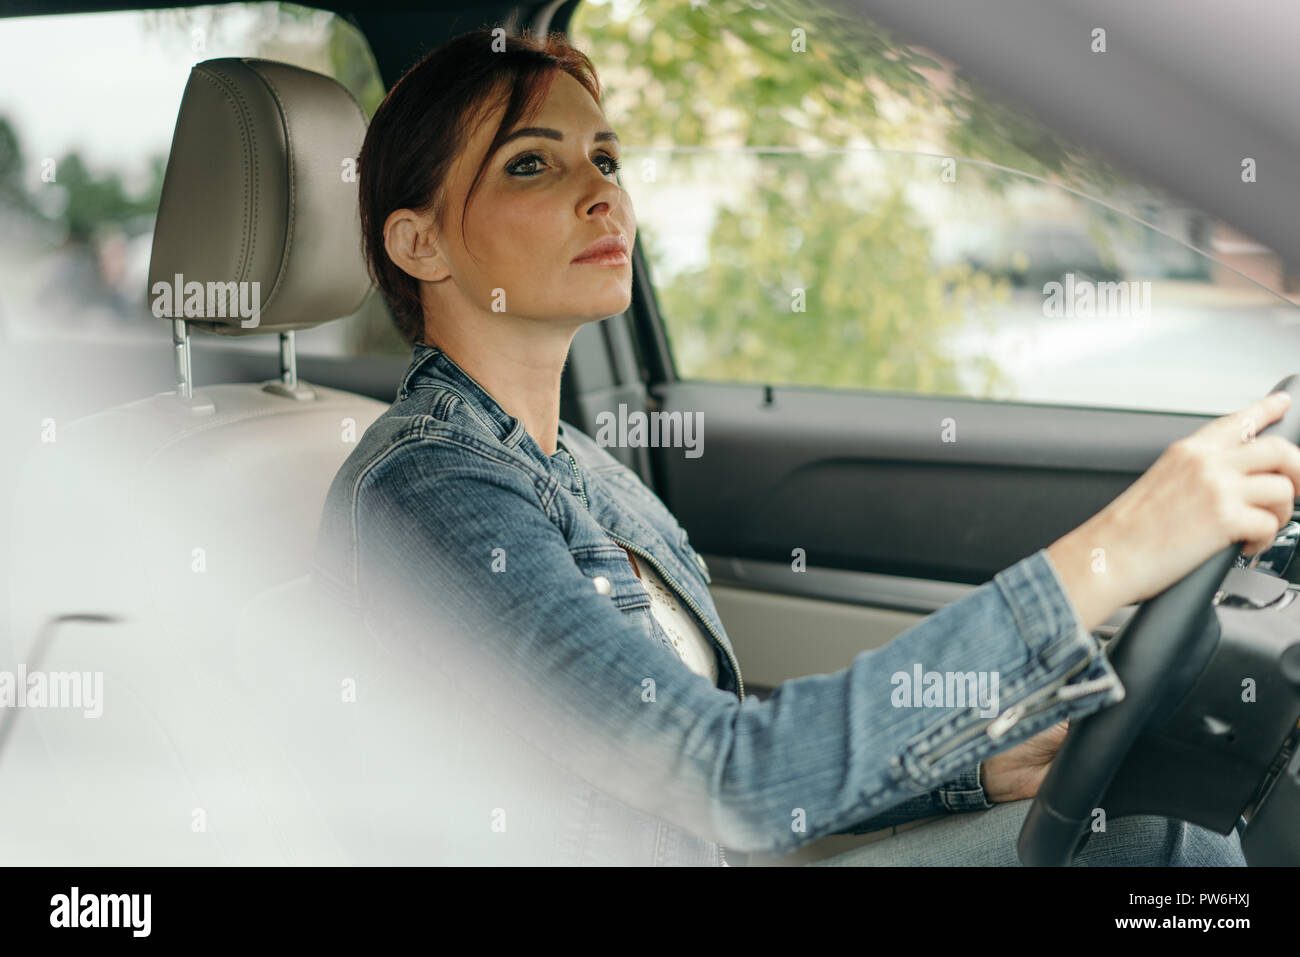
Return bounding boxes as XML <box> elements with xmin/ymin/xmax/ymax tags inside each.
<box><xmin>506</xmin><ymin>152</ymin><xmax>622</xmax><ymax>177</ymax></box>
<box><xmin>507</xmin><ymin>152</ymin><xmax>545</xmax><ymax>176</ymax></box>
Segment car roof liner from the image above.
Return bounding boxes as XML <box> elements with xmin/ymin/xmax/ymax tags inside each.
<box><xmin>848</xmin><ymin>0</ymin><xmax>1300</xmax><ymax>272</ymax></box>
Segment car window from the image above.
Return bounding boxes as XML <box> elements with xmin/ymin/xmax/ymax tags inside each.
<box><xmin>0</xmin><ymin>3</ymin><xmax>405</xmax><ymax>360</ymax></box>
<box><xmin>571</xmin><ymin>0</ymin><xmax>1300</xmax><ymax>415</ymax></box>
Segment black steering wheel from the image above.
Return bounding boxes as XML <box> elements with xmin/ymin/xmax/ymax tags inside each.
<box><xmin>1017</xmin><ymin>373</ymin><xmax>1300</xmax><ymax>865</ymax></box>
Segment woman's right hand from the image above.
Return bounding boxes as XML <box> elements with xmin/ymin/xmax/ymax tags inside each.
<box><xmin>1047</xmin><ymin>390</ymin><xmax>1300</xmax><ymax>633</ymax></box>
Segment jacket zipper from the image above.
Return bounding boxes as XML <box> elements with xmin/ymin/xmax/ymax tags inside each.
<box><xmin>915</xmin><ymin>651</ymin><xmax>1117</xmax><ymax>770</ymax></box>
<box><xmin>564</xmin><ymin>448</ymin><xmax>740</xmax><ymax>866</ymax></box>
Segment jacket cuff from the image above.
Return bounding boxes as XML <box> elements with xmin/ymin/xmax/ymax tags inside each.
<box><xmin>936</xmin><ymin>762</ymin><xmax>995</xmax><ymax>812</ymax></box>
<box><xmin>894</xmin><ymin>549</ymin><xmax>1125</xmax><ymax>792</ymax></box>
<box><xmin>993</xmin><ymin>548</ymin><xmax>1125</xmax><ymax>709</ymax></box>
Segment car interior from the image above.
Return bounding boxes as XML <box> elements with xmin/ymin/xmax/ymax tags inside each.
<box><xmin>3</xmin><ymin>0</ymin><xmax>1300</xmax><ymax>867</ymax></box>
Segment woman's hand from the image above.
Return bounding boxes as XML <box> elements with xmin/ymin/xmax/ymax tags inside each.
<box><xmin>980</xmin><ymin>719</ymin><xmax>1069</xmax><ymax>802</ymax></box>
<box><xmin>983</xmin><ymin>394</ymin><xmax>1299</xmax><ymax>805</ymax></box>
<box><xmin>1047</xmin><ymin>391</ymin><xmax>1300</xmax><ymax>634</ymax></box>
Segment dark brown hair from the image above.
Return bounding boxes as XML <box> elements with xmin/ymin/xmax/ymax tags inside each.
<box><xmin>358</xmin><ymin>28</ymin><xmax>604</xmax><ymax>346</ymax></box>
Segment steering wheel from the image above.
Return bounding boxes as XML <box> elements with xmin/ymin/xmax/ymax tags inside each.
<box><xmin>1017</xmin><ymin>373</ymin><xmax>1300</xmax><ymax>865</ymax></box>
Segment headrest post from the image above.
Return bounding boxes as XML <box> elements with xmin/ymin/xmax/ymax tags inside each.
<box><xmin>172</xmin><ymin>319</ymin><xmax>193</xmax><ymax>399</ymax></box>
<box><xmin>163</xmin><ymin>318</ymin><xmax>213</xmax><ymax>413</ymax></box>
<box><xmin>280</xmin><ymin>331</ymin><xmax>298</xmax><ymax>389</ymax></box>
<box><xmin>261</xmin><ymin>329</ymin><xmax>316</xmax><ymax>401</ymax></box>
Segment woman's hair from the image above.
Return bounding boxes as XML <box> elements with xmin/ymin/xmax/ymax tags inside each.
<box><xmin>358</xmin><ymin>28</ymin><xmax>604</xmax><ymax>346</ymax></box>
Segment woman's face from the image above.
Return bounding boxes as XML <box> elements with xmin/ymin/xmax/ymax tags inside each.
<box><xmin>395</xmin><ymin>70</ymin><xmax>636</xmax><ymax>334</ymax></box>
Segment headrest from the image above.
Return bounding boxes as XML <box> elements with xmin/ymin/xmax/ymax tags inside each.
<box><xmin>148</xmin><ymin>58</ymin><xmax>374</xmax><ymax>336</ymax></box>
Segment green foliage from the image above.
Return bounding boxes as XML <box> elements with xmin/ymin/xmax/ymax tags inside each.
<box><xmin>0</xmin><ymin>116</ymin><xmax>36</xmax><ymax>217</ymax></box>
<box><xmin>49</xmin><ymin>151</ymin><xmax>162</xmax><ymax>244</ymax></box>
<box><xmin>327</xmin><ymin>15</ymin><xmax>387</xmax><ymax>117</ymax></box>
<box><xmin>653</xmin><ymin>151</ymin><xmax>1013</xmax><ymax>395</ymax></box>
<box><xmin>0</xmin><ymin>108</ymin><xmax>163</xmax><ymax>244</ymax></box>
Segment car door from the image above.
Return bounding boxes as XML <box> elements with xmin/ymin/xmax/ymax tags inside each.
<box><xmin>547</xmin><ymin>0</ymin><xmax>1300</xmax><ymax>697</ymax></box>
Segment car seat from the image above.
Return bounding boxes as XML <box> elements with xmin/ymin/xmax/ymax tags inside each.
<box><xmin>3</xmin><ymin>59</ymin><xmax>390</xmax><ymax>863</ymax></box>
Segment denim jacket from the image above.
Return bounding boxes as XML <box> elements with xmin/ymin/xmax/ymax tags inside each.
<box><xmin>311</xmin><ymin>341</ymin><xmax>1126</xmax><ymax>866</ymax></box>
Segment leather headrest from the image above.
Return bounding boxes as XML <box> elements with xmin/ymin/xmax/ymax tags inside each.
<box><xmin>148</xmin><ymin>58</ymin><xmax>374</xmax><ymax>336</ymax></box>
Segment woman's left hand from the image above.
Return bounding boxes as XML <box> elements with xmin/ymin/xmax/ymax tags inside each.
<box><xmin>979</xmin><ymin>719</ymin><xmax>1069</xmax><ymax>803</ymax></box>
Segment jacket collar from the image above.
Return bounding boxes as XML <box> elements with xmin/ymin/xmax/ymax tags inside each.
<box><xmin>398</xmin><ymin>341</ymin><xmax>571</xmax><ymax>461</ymax></box>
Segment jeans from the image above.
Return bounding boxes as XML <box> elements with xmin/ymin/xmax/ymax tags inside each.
<box><xmin>807</xmin><ymin>800</ymin><xmax>1248</xmax><ymax>866</ymax></box>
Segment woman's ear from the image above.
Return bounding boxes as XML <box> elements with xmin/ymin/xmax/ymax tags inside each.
<box><xmin>383</xmin><ymin>207</ymin><xmax>450</xmax><ymax>283</ymax></box>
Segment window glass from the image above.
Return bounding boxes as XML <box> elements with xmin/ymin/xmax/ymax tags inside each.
<box><xmin>0</xmin><ymin>4</ymin><xmax>405</xmax><ymax>359</ymax></box>
<box><xmin>571</xmin><ymin>0</ymin><xmax>1300</xmax><ymax>414</ymax></box>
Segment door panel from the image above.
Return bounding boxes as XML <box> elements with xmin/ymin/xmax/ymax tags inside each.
<box><xmin>648</xmin><ymin>378</ymin><xmax>1207</xmax><ymax>588</ymax></box>
<box><xmin>708</xmin><ymin>583</ymin><xmax>927</xmax><ymax>690</ymax></box>
<box><xmin>705</xmin><ymin>563</ymin><xmax>1147</xmax><ymax>695</ymax></box>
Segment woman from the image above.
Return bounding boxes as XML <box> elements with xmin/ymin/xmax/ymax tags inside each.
<box><xmin>313</xmin><ymin>28</ymin><xmax>1298</xmax><ymax>866</ymax></box>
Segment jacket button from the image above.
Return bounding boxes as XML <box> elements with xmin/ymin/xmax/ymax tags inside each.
<box><xmin>592</xmin><ymin>576</ymin><xmax>612</xmax><ymax>595</ymax></box>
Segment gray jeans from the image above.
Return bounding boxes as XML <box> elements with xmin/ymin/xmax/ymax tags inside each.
<box><xmin>807</xmin><ymin>798</ymin><xmax>1248</xmax><ymax>866</ymax></box>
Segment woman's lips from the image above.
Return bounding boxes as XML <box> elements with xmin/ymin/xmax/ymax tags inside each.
<box><xmin>572</xmin><ymin>249</ymin><xmax>630</xmax><ymax>265</ymax></box>
<box><xmin>572</xmin><ymin>233</ymin><xmax>629</xmax><ymax>264</ymax></box>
